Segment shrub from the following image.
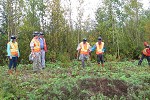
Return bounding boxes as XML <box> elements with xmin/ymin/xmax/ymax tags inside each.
<box><xmin>46</xmin><ymin>50</ymin><xmax>57</xmax><ymax>62</ymax></box>
<box><xmin>57</xmin><ymin>52</ymin><xmax>71</xmax><ymax>67</ymax></box>
<box><xmin>0</xmin><ymin>34</ymin><xmax>8</xmax><ymax>65</ymax></box>
<box><xmin>105</xmin><ymin>54</ymin><xmax>116</xmax><ymax>62</ymax></box>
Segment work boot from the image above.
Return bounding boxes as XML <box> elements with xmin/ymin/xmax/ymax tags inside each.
<box><xmin>15</xmin><ymin>70</ymin><xmax>19</xmax><ymax>75</ymax></box>
<box><xmin>102</xmin><ymin>64</ymin><xmax>104</xmax><ymax>67</ymax></box>
<box><xmin>138</xmin><ymin>60</ymin><xmax>142</xmax><ymax>66</ymax></box>
<box><xmin>8</xmin><ymin>70</ymin><xmax>13</xmax><ymax>75</ymax></box>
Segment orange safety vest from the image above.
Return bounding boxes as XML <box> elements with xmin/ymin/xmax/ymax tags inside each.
<box><xmin>31</xmin><ymin>38</ymin><xmax>41</xmax><ymax>52</ymax></box>
<box><xmin>143</xmin><ymin>48</ymin><xmax>150</xmax><ymax>56</ymax></box>
<box><xmin>8</xmin><ymin>42</ymin><xmax>19</xmax><ymax>56</ymax></box>
<box><xmin>96</xmin><ymin>42</ymin><xmax>104</xmax><ymax>55</ymax></box>
<box><xmin>80</xmin><ymin>42</ymin><xmax>90</xmax><ymax>55</ymax></box>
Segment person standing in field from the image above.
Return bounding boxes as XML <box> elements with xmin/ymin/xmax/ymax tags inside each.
<box><xmin>90</xmin><ymin>37</ymin><xmax>105</xmax><ymax>67</ymax></box>
<box><xmin>39</xmin><ymin>32</ymin><xmax>47</xmax><ymax>69</ymax></box>
<box><xmin>30</xmin><ymin>31</ymin><xmax>42</xmax><ymax>71</ymax></box>
<box><xmin>77</xmin><ymin>38</ymin><xmax>91</xmax><ymax>68</ymax></box>
<box><xmin>7</xmin><ymin>35</ymin><xmax>20</xmax><ymax>74</ymax></box>
<box><xmin>138</xmin><ymin>42</ymin><xmax>150</xmax><ymax>66</ymax></box>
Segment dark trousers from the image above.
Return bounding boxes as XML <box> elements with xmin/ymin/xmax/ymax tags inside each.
<box><xmin>97</xmin><ymin>54</ymin><xmax>104</xmax><ymax>64</ymax></box>
<box><xmin>138</xmin><ymin>54</ymin><xmax>150</xmax><ymax>66</ymax></box>
<box><xmin>9</xmin><ymin>57</ymin><xmax>18</xmax><ymax>70</ymax></box>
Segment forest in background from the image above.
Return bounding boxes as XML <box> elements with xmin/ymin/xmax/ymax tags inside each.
<box><xmin>0</xmin><ymin>0</ymin><xmax>150</xmax><ymax>65</ymax></box>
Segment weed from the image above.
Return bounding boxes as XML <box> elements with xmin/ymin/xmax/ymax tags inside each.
<box><xmin>0</xmin><ymin>61</ymin><xmax>150</xmax><ymax>99</ymax></box>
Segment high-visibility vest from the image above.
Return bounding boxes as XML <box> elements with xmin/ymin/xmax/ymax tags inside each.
<box><xmin>143</xmin><ymin>48</ymin><xmax>150</xmax><ymax>56</ymax></box>
<box><xmin>8</xmin><ymin>42</ymin><xmax>19</xmax><ymax>56</ymax></box>
<box><xmin>80</xmin><ymin>42</ymin><xmax>90</xmax><ymax>55</ymax></box>
<box><xmin>96</xmin><ymin>42</ymin><xmax>104</xmax><ymax>55</ymax></box>
<box><xmin>31</xmin><ymin>38</ymin><xmax>40</xmax><ymax>52</ymax></box>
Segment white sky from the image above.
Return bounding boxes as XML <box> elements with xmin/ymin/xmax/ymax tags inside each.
<box><xmin>0</xmin><ymin>0</ymin><xmax>149</xmax><ymax>27</ymax></box>
<box><xmin>64</xmin><ymin>0</ymin><xmax>150</xmax><ymax>22</ymax></box>
<box><xmin>141</xmin><ymin>0</ymin><xmax>150</xmax><ymax>9</ymax></box>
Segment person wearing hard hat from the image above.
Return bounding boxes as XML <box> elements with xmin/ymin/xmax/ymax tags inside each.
<box><xmin>7</xmin><ymin>35</ymin><xmax>20</xmax><ymax>74</ymax></box>
<box><xmin>138</xmin><ymin>42</ymin><xmax>150</xmax><ymax>66</ymax></box>
<box><xmin>76</xmin><ymin>38</ymin><xmax>91</xmax><ymax>68</ymax></box>
<box><xmin>39</xmin><ymin>32</ymin><xmax>47</xmax><ymax>69</ymax></box>
<box><xmin>90</xmin><ymin>37</ymin><xmax>105</xmax><ymax>67</ymax></box>
<box><xmin>30</xmin><ymin>31</ymin><xmax>42</xmax><ymax>71</ymax></box>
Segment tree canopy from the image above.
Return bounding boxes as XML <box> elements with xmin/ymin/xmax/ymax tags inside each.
<box><xmin>0</xmin><ymin>0</ymin><xmax>150</xmax><ymax>65</ymax></box>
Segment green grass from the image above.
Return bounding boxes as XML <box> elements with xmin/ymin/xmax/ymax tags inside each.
<box><xmin>0</xmin><ymin>60</ymin><xmax>150</xmax><ymax>100</ymax></box>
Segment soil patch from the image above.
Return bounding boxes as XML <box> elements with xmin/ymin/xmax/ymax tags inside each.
<box><xmin>79</xmin><ymin>78</ymin><xmax>128</xmax><ymax>98</ymax></box>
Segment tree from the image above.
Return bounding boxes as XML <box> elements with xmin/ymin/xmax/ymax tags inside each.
<box><xmin>76</xmin><ymin>0</ymin><xmax>84</xmax><ymax>44</ymax></box>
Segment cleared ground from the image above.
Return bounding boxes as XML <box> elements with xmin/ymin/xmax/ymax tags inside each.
<box><xmin>0</xmin><ymin>60</ymin><xmax>150</xmax><ymax>99</ymax></box>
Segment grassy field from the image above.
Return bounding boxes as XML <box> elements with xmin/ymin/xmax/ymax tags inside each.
<box><xmin>0</xmin><ymin>60</ymin><xmax>150</xmax><ymax>100</ymax></box>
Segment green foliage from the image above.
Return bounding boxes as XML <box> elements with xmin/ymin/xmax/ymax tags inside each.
<box><xmin>105</xmin><ymin>54</ymin><xmax>117</xmax><ymax>62</ymax></box>
<box><xmin>0</xmin><ymin>61</ymin><xmax>150</xmax><ymax>99</ymax></box>
<box><xmin>0</xmin><ymin>0</ymin><xmax>150</xmax><ymax>98</ymax></box>
<box><xmin>46</xmin><ymin>50</ymin><xmax>57</xmax><ymax>62</ymax></box>
<box><xmin>0</xmin><ymin>34</ymin><xmax>8</xmax><ymax>65</ymax></box>
<box><xmin>18</xmin><ymin>32</ymin><xmax>32</xmax><ymax>64</ymax></box>
<box><xmin>1</xmin><ymin>82</ymin><xmax>16</xmax><ymax>99</ymax></box>
<box><xmin>0</xmin><ymin>0</ymin><xmax>150</xmax><ymax>64</ymax></box>
<box><xmin>95</xmin><ymin>0</ymin><xmax>150</xmax><ymax>60</ymax></box>
<box><xmin>57</xmin><ymin>52</ymin><xmax>71</xmax><ymax>67</ymax></box>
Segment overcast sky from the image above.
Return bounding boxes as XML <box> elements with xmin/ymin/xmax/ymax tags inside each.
<box><xmin>64</xmin><ymin>0</ymin><xmax>150</xmax><ymax>22</ymax></box>
<box><xmin>0</xmin><ymin>0</ymin><xmax>149</xmax><ymax>27</ymax></box>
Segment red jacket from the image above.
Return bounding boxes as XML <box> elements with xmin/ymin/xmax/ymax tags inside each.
<box><xmin>146</xmin><ymin>48</ymin><xmax>150</xmax><ymax>56</ymax></box>
<box><xmin>143</xmin><ymin>48</ymin><xmax>150</xmax><ymax>56</ymax></box>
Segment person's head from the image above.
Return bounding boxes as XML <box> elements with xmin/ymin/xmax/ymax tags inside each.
<box><xmin>39</xmin><ymin>32</ymin><xmax>44</xmax><ymax>38</ymax></box>
<box><xmin>144</xmin><ymin>42</ymin><xmax>149</xmax><ymax>47</ymax></box>
<box><xmin>98</xmin><ymin>37</ymin><xmax>102</xmax><ymax>43</ymax></box>
<box><xmin>33</xmin><ymin>31</ymin><xmax>39</xmax><ymax>38</ymax></box>
<box><xmin>11</xmin><ymin>35</ymin><xmax>16</xmax><ymax>42</ymax></box>
<box><xmin>83</xmin><ymin>38</ymin><xmax>87</xmax><ymax>44</ymax></box>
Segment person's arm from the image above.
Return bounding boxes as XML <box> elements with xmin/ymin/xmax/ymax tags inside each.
<box><xmin>18</xmin><ymin>50</ymin><xmax>20</xmax><ymax>57</ymax></box>
<box><xmin>88</xmin><ymin>44</ymin><xmax>91</xmax><ymax>51</ymax></box>
<box><xmin>17</xmin><ymin>45</ymin><xmax>20</xmax><ymax>57</ymax></box>
<box><xmin>30</xmin><ymin>40</ymin><xmax>35</xmax><ymax>53</ymax></box>
<box><xmin>76</xmin><ymin>44</ymin><xmax>81</xmax><ymax>59</ymax></box>
<box><xmin>76</xmin><ymin>44</ymin><xmax>81</xmax><ymax>51</ymax></box>
<box><xmin>16</xmin><ymin>42</ymin><xmax>20</xmax><ymax>57</ymax></box>
<box><xmin>7</xmin><ymin>43</ymin><xmax>12</xmax><ymax>59</ymax></box>
<box><xmin>30</xmin><ymin>41</ymin><xmax>36</xmax><ymax>58</ymax></box>
<box><xmin>44</xmin><ymin>38</ymin><xmax>48</xmax><ymax>52</ymax></box>
<box><xmin>102</xmin><ymin>47</ymin><xmax>106</xmax><ymax>53</ymax></box>
<box><xmin>90</xmin><ymin>45</ymin><xmax>96</xmax><ymax>52</ymax></box>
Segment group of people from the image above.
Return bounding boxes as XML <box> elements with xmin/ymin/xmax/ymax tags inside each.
<box><xmin>76</xmin><ymin>37</ymin><xmax>150</xmax><ymax>68</ymax></box>
<box><xmin>77</xmin><ymin>37</ymin><xmax>105</xmax><ymax>68</ymax></box>
<box><xmin>30</xmin><ymin>31</ymin><xmax>47</xmax><ymax>71</ymax></box>
<box><xmin>6</xmin><ymin>32</ymin><xmax>150</xmax><ymax>74</ymax></box>
<box><xmin>7</xmin><ymin>31</ymin><xmax>47</xmax><ymax>74</ymax></box>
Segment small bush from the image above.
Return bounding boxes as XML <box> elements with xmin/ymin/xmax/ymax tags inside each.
<box><xmin>105</xmin><ymin>54</ymin><xmax>116</xmax><ymax>61</ymax></box>
<box><xmin>57</xmin><ymin>52</ymin><xmax>71</xmax><ymax>67</ymax></box>
<box><xmin>46</xmin><ymin>50</ymin><xmax>57</xmax><ymax>62</ymax></box>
